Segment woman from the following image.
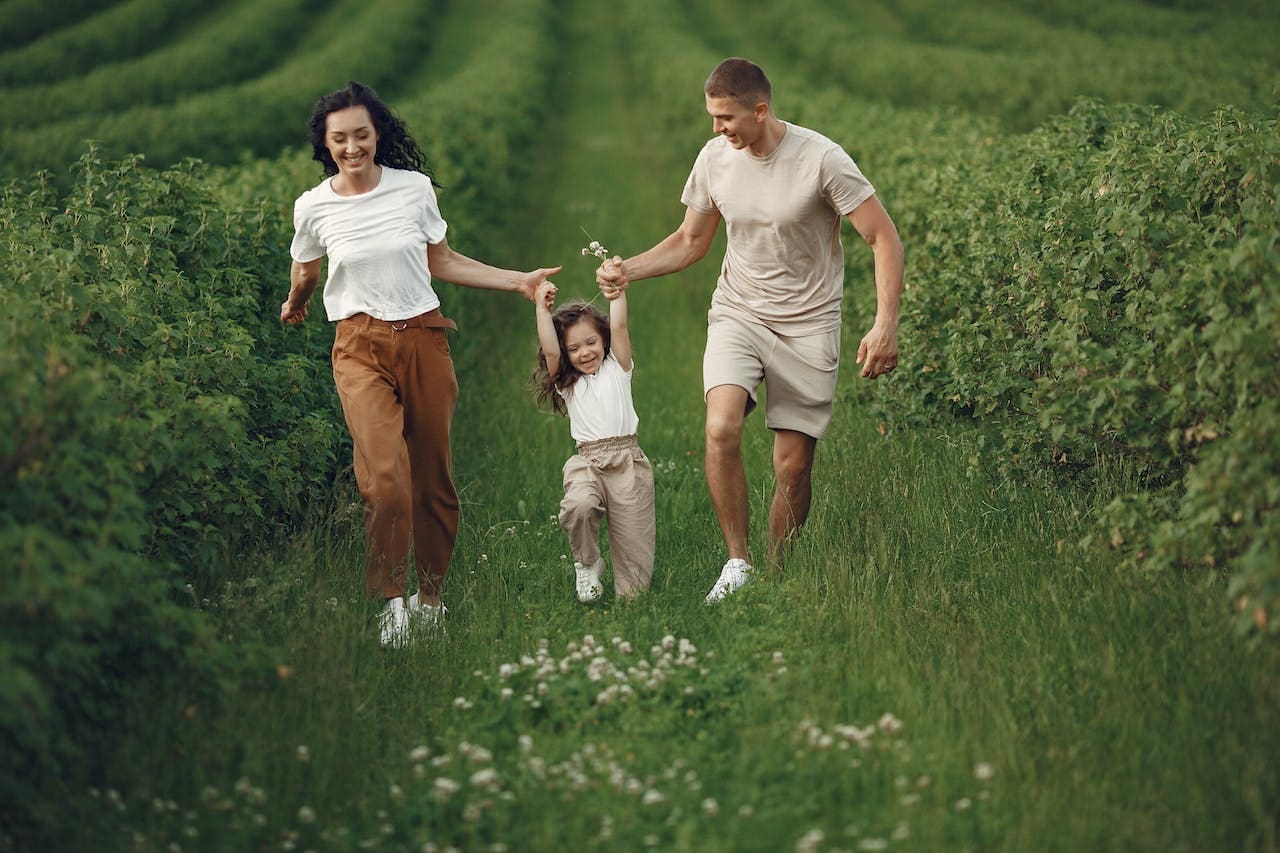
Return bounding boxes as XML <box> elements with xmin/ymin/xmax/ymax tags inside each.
<box><xmin>281</xmin><ymin>80</ymin><xmax>559</xmax><ymax>647</ymax></box>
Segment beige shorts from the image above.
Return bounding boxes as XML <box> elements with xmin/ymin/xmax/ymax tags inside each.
<box><xmin>703</xmin><ymin>305</ymin><xmax>841</xmax><ymax>439</ymax></box>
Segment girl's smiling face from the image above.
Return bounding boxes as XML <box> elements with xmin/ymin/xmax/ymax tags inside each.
<box><xmin>562</xmin><ymin>318</ymin><xmax>607</xmax><ymax>375</ymax></box>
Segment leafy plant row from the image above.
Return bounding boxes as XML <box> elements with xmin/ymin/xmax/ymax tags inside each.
<box><xmin>866</xmin><ymin>101</ymin><xmax>1279</xmax><ymax>636</ymax></box>
<box><xmin>0</xmin><ymin>0</ymin><xmax>221</xmax><ymax>86</ymax></box>
<box><xmin>0</xmin><ymin>0</ymin><xmax>442</xmax><ymax>181</ymax></box>
<box><xmin>0</xmin><ymin>0</ymin><xmax>332</xmax><ymax>124</ymax></box>
<box><xmin>0</xmin><ymin>0</ymin><xmax>563</xmax><ymax>841</ymax></box>
<box><xmin>687</xmin><ymin>0</ymin><xmax>1279</xmax><ymax>131</ymax></box>
<box><xmin>0</xmin><ymin>0</ymin><xmax>119</xmax><ymax>51</ymax></box>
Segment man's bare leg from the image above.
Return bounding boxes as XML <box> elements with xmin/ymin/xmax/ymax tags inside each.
<box><xmin>768</xmin><ymin>429</ymin><xmax>817</xmax><ymax>568</ymax></box>
<box><xmin>705</xmin><ymin>385</ymin><xmax>751</xmax><ymax>561</ymax></box>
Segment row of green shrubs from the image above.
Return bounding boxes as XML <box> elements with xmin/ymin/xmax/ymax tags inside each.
<box><xmin>0</xmin><ymin>0</ymin><xmax>210</xmax><ymax>84</ymax></box>
<box><xmin>690</xmin><ymin>0</ymin><xmax>1279</xmax><ymax>131</ymax></box>
<box><xmin>0</xmin><ymin>0</ymin><xmax>329</xmax><ymax>123</ymax></box>
<box><xmin>866</xmin><ymin>100</ymin><xmax>1279</xmax><ymax>636</ymax></box>
<box><xmin>0</xmin><ymin>0</ymin><xmax>561</xmax><ymax>842</ymax></box>
<box><xmin>0</xmin><ymin>0</ymin><xmax>442</xmax><ymax>180</ymax></box>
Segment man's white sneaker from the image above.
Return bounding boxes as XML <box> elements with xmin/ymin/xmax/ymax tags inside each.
<box><xmin>378</xmin><ymin>597</ymin><xmax>411</xmax><ymax>648</ymax></box>
<box><xmin>575</xmin><ymin>559</ymin><xmax>604</xmax><ymax>603</ymax></box>
<box><xmin>408</xmin><ymin>592</ymin><xmax>447</xmax><ymax>631</ymax></box>
<box><xmin>704</xmin><ymin>558</ymin><xmax>752</xmax><ymax>604</ymax></box>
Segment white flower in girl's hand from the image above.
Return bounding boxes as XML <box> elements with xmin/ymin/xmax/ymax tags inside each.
<box><xmin>580</xmin><ymin>229</ymin><xmax>610</xmax><ymax>259</ymax></box>
<box><xmin>581</xmin><ymin>240</ymin><xmax>609</xmax><ymax>259</ymax></box>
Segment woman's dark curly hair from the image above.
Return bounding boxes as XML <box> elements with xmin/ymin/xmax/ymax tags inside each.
<box><xmin>531</xmin><ymin>300</ymin><xmax>611</xmax><ymax>416</ymax></box>
<box><xmin>307</xmin><ymin>80</ymin><xmax>438</xmax><ymax>184</ymax></box>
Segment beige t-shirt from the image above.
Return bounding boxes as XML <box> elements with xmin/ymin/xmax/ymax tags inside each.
<box><xmin>681</xmin><ymin>122</ymin><xmax>875</xmax><ymax>335</ymax></box>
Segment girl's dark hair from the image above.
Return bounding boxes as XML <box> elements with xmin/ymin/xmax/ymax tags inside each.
<box><xmin>531</xmin><ymin>300</ymin><xmax>611</xmax><ymax>416</ymax></box>
<box><xmin>307</xmin><ymin>80</ymin><xmax>438</xmax><ymax>184</ymax></box>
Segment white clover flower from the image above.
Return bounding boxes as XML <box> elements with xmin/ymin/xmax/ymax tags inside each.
<box><xmin>298</xmin><ymin>805</ymin><xmax>316</xmax><ymax>824</ymax></box>
<box><xmin>470</xmin><ymin>768</ymin><xmax>501</xmax><ymax>790</ymax></box>
<box><xmin>877</xmin><ymin>712</ymin><xmax>904</xmax><ymax>735</ymax></box>
<box><xmin>408</xmin><ymin>745</ymin><xmax>430</xmax><ymax>763</ymax></box>
<box><xmin>500</xmin><ymin>687</ymin><xmax>513</xmax><ymax>701</ymax></box>
<box><xmin>974</xmin><ymin>762</ymin><xmax>995</xmax><ymax>781</ymax></box>
<box><xmin>641</xmin><ymin>789</ymin><xmax>666</xmax><ymax>806</ymax></box>
<box><xmin>796</xmin><ymin>828</ymin><xmax>825</xmax><ymax>853</ymax></box>
<box><xmin>701</xmin><ymin>797</ymin><xmax>720</xmax><ymax>816</ymax></box>
<box><xmin>954</xmin><ymin>797</ymin><xmax>972</xmax><ymax>811</ymax></box>
<box><xmin>518</xmin><ymin>734</ymin><xmax>534</xmax><ymax>753</ymax></box>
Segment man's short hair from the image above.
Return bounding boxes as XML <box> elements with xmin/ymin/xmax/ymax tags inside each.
<box><xmin>704</xmin><ymin>58</ymin><xmax>772</xmax><ymax>108</ymax></box>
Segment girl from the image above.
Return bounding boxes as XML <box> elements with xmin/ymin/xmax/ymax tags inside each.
<box><xmin>532</xmin><ymin>283</ymin><xmax>655</xmax><ymax>601</ymax></box>
<box><xmin>281</xmin><ymin>80</ymin><xmax>560</xmax><ymax>647</ymax></box>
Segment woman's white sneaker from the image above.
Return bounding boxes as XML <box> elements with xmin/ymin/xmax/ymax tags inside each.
<box><xmin>378</xmin><ymin>597</ymin><xmax>411</xmax><ymax>647</ymax></box>
<box><xmin>408</xmin><ymin>592</ymin><xmax>447</xmax><ymax>631</ymax></box>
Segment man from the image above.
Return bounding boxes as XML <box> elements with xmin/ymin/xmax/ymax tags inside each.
<box><xmin>595</xmin><ymin>58</ymin><xmax>904</xmax><ymax>603</ymax></box>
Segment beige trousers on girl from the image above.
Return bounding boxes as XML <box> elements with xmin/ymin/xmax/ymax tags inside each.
<box><xmin>559</xmin><ymin>434</ymin><xmax>656</xmax><ymax>598</ymax></box>
<box><xmin>331</xmin><ymin>310</ymin><xmax>459</xmax><ymax>601</ymax></box>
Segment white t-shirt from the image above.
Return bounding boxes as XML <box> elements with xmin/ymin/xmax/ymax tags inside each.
<box><xmin>290</xmin><ymin>167</ymin><xmax>448</xmax><ymax>322</ymax></box>
<box><xmin>681</xmin><ymin>122</ymin><xmax>875</xmax><ymax>335</ymax></box>
<box><xmin>558</xmin><ymin>354</ymin><xmax>640</xmax><ymax>443</ymax></box>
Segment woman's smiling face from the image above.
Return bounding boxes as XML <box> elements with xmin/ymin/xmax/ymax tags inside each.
<box><xmin>324</xmin><ymin>105</ymin><xmax>379</xmax><ymax>180</ymax></box>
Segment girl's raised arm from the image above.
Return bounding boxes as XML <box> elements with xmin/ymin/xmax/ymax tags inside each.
<box><xmin>608</xmin><ymin>289</ymin><xmax>632</xmax><ymax>372</ymax></box>
<box><xmin>535</xmin><ymin>282</ymin><xmax>562</xmax><ymax>378</ymax></box>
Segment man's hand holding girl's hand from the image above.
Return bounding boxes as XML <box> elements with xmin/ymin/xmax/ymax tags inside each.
<box><xmin>595</xmin><ymin>256</ymin><xmax>628</xmax><ymax>300</ymax></box>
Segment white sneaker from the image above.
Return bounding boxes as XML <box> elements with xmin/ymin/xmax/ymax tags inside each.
<box><xmin>575</xmin><ymin>559</ymin><xmax>604</xmax><ymax>603</ymax></box>
<box><xmin>378</xmin><ymin>597</ymin><xmax>410</xmax><ymax>647</ymax></box>
<box><xmin>704</xmin><ymin>558</ymin><xmax>752</xmax><ymax>604</ymax></box>
<box><xmin>408</xmin><ymin>592</ymin><xmax>447</xmax><ymax>630</ymax></box>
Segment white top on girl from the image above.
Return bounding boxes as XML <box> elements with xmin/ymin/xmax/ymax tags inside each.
<box><xmin>558</xmin><ymin>354</ymin><xmax>639</xmax><ymax>444</ymax></box>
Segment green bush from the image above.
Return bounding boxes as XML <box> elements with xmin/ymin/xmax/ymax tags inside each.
<box><xmin>0</xmin><ymin>153</ymin><xmax>343</xmax><ymax>837</ymax></box>
<box><xmin>869</xmin><ymin>100</ymin><xmax>1279</xmax><ymax>634</ymax></box>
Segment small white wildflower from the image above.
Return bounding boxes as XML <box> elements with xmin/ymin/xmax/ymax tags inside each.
<box><xmin>974</xmin><ymin>762</ymin><xmax>995</xmax><ymax>781</ymax></box>
<box><xmin>518</xmin><ymin>734</ymin><xmax>534</xmax><ymax>753</ymax></box>
<box><xmin>954</xmin><ymin>797</ymin><xmax>972</xmax><ymax>811</ymax></box>
<box><xmin>500</xmin><ymin>687</ymin><xmax>513</xmax><ymax>701</ymax></box>
<box><xmin>433</xmin><ymin>778</ymin><xmax>460</xmax><ymax>798</ymax></box>
<box><xmin>858</xmin><ymin>839</ymin><xmax>889</xmax><ymax>851</ymax></box>
<box><xmin>641</xmin><ymin>789</ymin><xmax>665</xmax><ymax>806</ymax></box>
<box><xmin>298</xmin><ymin>806</ymin><xmax>316</xmax><ymax>824</ymax></box>
<box><xmin>408</xmin><ymin>745</ymin><xmax>430</xmax><ymax>763</ymax></box>
<box><xmin>877</xmin><ymin>712</ymin><xmax>904</xmax><ymax>735</ymax></box>
<box><xmin>471</xmin><ymin>768</ymin><xmax>501</xmax><ymax>790</ymax></box>
<box><xmin>796</xmin><ymin>828</ymin><xmax>825</xmax><ymax>853</ymax></box>
<box><xmin>701</xmin><ymin>797</ymin><xmax>720</xmax><ymax>816</ymax></box>
<box><xmin>296</xmin><ymin>745</ymin><xmax>310</xmax><ymax>763</ymax></box>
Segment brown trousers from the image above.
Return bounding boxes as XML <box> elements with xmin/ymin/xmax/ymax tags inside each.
<box><xmin>331</xmin><ymin>310</ymin><xmax>459</xmax><ymax>600</ymax></box>
<box><xmin>560</xmin><ymin>434</ymin><xmax>656</xmax><ymax>598</ymax></box>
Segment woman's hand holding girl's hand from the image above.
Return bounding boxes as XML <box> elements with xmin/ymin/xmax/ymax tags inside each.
<box><xmin>536</xmin><ymin>280</ymin><xmax>557</xmax><ymax>310</ymax></box>
<box><xmin>519</xmin><ymin>266</ymin><xmax>563</xmax><ymax>302</ymax></box>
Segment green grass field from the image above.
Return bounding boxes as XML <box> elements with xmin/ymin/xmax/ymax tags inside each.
<box><xmin>3</xmin><ymin>0</ymin><xmax>1278</xmax><ymax>850</ymax></box>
